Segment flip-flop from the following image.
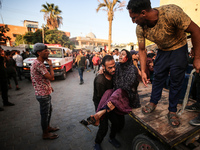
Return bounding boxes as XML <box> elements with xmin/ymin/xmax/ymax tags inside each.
<box><xmin>142</xmin><ymin>103</ymin><xmax>157</xmax><ymax>114</ymax></box>
<box><xmin>79</xmin><ymin>120</ymin><xmax>92</xmax><ymax>132</ymax></box>
<box><xmin>48</xmin><ymin>126</ymin><xmax>60</xmax><ymax>132</ymax></box>
<box><xmin>167</xmin><ymin>113</ymin><xmax>180</xmax><ymax>128</ymax></box>
<box><xmin>43</xmin><ymin>133</ymin><xmax>59</xmax><ymax>140</ymax></box>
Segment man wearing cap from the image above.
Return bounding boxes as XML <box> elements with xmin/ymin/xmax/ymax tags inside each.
<box><xmin>30</xmin><ymin>43</ymin><xmax>59</xmax><ymax>140</ymax></box>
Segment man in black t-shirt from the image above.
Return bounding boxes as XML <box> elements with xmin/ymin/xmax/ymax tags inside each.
<box><xmin>93</xmin><ymin>55</ymin><xmax>124</xmax><ymax>150</ymax></box>
<box><xmin>0</xmin><ymin>49</ymin><xmax>15</xmax><ymax>110</ymax></box>
<box><xmin>93</xmin><ymin>56</ymin><xmax>115</xmax><ymax>110</ymax></box>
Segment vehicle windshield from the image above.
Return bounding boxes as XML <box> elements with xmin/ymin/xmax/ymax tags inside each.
<box><xmin>49</xmin><ymin>48</ymin><xmax>62</xmax><ymax>58</ymax></box>
<box><xmin>27</xmin><ymin>47</ymin><xmax>63</xmax><ymax>58</ymax></box>
<box><xmin>29</xmin><ymin>49</ymin><xmax>36</xmax><ymax>57</ymax></box>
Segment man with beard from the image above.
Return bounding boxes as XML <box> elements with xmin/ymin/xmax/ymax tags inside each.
<box><xmin>31</xmin><ymin>43</ymin><xmax>59</xmax><ymax>140</ymax></box>
<box><xmin>93</xmin><ymin>55</ymin><xmax>124</xmax><ymax>150</ymax></box>
<box><xmin>127</xmin><ymin>0</ymin><xmax>200</xmax><ymax>128</ymax></box>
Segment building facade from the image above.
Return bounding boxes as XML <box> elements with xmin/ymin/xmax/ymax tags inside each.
<box><xmin>0</xmin><ymin>20</ymin><xmax>39</xmax><ymax>46</ymax></box>
<box><xmin>160</xmin><ymin>0</ymin><xmax>200</xmax><ymax>26</ymax></box>
<box><xmin>70</xmin><ymin>32</ymin><xmax>109</xmax><ymax>51</ymax></box>
<box><xmin>0</xmin><ymin>20</ymin><xmax>70</xmax><ymax>46</ymax></box>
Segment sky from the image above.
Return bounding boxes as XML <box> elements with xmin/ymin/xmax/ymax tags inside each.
<box><xmin>0</xmin><ymin>0</ymin><xmax>160</xmax><ymax>44</ymax></box>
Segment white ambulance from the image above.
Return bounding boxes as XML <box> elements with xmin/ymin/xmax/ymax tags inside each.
<box><xmin>23</xmin><ymin>44</ymin><xmax>73</xmax><ymax>80</ymax></box>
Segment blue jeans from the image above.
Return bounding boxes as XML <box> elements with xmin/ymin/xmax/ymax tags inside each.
<box><xmin>78</xmin><ymin>67</ymin><xmax>84</xmax><ymax>82</ymax></box>
<box><xmin>150</xmin><ymin>44</ymin><xmax>188</xmax><ymax>112</ymax></box>
<box><xmin>36</xmin><ymin>95</ymin><xmax>52</xmax><ymax>131</ymax></box>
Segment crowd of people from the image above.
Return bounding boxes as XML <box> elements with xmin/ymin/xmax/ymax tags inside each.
<box><xmin>76</xmin><ymin>0</ymin><xmax>200</xmax><ymax>149</ymax></box>
<box><xmin>0</xmin><ymin>47</ymin><xmax>30</xmax><ymax>111</ymax></box>
<box><xmin>1</xmin><ymin>0</ymin><xmax>200</xmax><ymax>149</ymax></box>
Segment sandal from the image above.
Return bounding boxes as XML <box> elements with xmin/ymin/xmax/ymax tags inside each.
<box><xmin>167</xmin><ymin>113</ymin><xmax>180</xmax><ymax>128</ymax></box>
<box><xmin>142</xmin><ymin>103</ymin><xmax>157</xmax><ymax>114</ymax></box>
<box><xmin>43</xmin><ymin>133</ymin><xmax>59</xmax><ymax>140</ymax></box>
<box><xmin>79</xmin><ymin>114</ymin><xmax>100</xmax><ymax>132</ymax></box>
<box><xmin>48</xmin><ymin>126</ymin><xmax>60</xmax><ymax>132</ymax></box>
<box><xmin>79</xmin><ymin>119</ymin><xmax>92</xmax><ymax>132</ymax></box>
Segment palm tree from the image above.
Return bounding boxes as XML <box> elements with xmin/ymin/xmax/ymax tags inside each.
<box><xmin>96</xmin><ymin>0</ymin><xmax>125</xmax><ymax>52</ymax></box>
<box><xmin>40</xmin><ymin>2</ymin><xmax>63</xmax><ymax>30</ymax></box>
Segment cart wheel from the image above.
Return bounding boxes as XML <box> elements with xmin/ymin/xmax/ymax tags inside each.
<box><xmin>132</xmin><ymin>134</ymin><xmax>166</xmax><ymax>150</ymax></box>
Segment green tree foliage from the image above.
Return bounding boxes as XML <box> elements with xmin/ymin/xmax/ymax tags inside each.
<box><xmin>15</xmin><ymin>30</ymin><xmax>43</xmax><ymax>46</ymax></box>
<box><xmin>15</xmin><ymin>35</ymin><xmax>23</xmax><ymax>46</ymax></box>
<box><xmin>15</xmin><ymin>29</ymin><xmax>74</xmax><ymax>49</ymax></box>
<box><xmin>0</xmin><ymin>25</ymin><xmax>11</xmax><ymax>44</ymax></box>
<box><xmin>45</xmin><ymin>29</ymin><xmax>75</xmax><ymax>48</ymax></box>
<box><xmin>40</xmin><ymin>2</ymin><xmax>63</xmax><ymax>30</ymax></box>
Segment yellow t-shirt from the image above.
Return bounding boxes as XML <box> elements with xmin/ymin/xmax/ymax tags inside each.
<box><xmin>136</xmin><ymin>4</ymin><xmax>191</xmax><ymax>51</ymax></box>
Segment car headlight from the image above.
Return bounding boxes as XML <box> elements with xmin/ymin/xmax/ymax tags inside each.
<box><xmin>23</xmin><ymin>62</ymin><xmax>27</xmax><ymax>66</ymax></box>
<box><xmin>54</xmin><ymin>62</ymin><xmax>61</xmax><ymax>66</ymax></box>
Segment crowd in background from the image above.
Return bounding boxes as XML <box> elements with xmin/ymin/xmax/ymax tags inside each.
<box><xmin>0</xmin><ymin>47</ymin><xmax>30</xmax><ymax>111</ymax></box>
<box><xmin>0</xmin><ymin>46</ymin><xmax>197</xmax><ymax>114</ymax></box>
<box><xmin>72</xmin><ymin>47</ymin><xmax>197</xmax><ymax>102</ymax></box>
<box><xmin>72</xmin><ymin>48</ymin><xmax>157</xmax><ymax>83</ymax></box>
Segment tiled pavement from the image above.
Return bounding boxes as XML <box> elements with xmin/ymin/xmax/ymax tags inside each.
<box><xmin>0</xmin><ymin>69</ymin><xmax>147</xmax><ymax>150</ymax></box>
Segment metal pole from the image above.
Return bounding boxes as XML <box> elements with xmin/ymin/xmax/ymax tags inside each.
<box><xmin>42</xmin><ymin>27</ymin><xmax>44</xmax><ymax>44</ymax></box>
<box><xmin>0</xmin><ymin>13</ymin><xmax>4</xmax><ymax>24</ymax></box>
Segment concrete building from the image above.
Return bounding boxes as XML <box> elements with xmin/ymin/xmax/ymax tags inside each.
<box><xmin>0</xmin><ymin>20</ymin><xmax>39</xmax><ymax>46</ymax></box>
<box><xmin>23</xmin><ymin>20</ymin><xmax>39</xmax><ymax>32</ymax></box>
<box><xmin>160</xmin><ymin>0</ymin><xmax>200</xmax><ymax>26</ymax></box>
<box><xmin>70</xmin><ymin>32</ymin><xmax>109</xmax><ymax>51</ymax></box>
<box><xmin>0</xmin><ymin>20</ymin><xmax>70</xmax><ymax>46</ymax></box>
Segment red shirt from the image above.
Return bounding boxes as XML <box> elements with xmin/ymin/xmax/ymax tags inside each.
<box><xmin>30</xmin><ymin>59</ymin><xmax>53</xmax><ymax>96</ymax></box>
<box><xmin>92</xmin><ymin>56</ymin><xmax>100</xmax><ymax>66</ymax></box>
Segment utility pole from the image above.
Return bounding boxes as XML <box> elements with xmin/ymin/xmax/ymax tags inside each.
<box><xmin>42</xmin><ymin>24</ymin><xmax>44</xmax><ymax>44</ymax></box>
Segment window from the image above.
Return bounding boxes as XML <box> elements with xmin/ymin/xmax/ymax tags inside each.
<box><xmin>13</xmin><ymin>34</ymin><xmax>19</xmax><ymax>37</ymax></box>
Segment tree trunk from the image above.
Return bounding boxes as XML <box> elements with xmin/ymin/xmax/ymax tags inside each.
<box><xmin>108</xmin><ymin>18</ymin><xmax>112</xmax><ymax>52</ymax></box>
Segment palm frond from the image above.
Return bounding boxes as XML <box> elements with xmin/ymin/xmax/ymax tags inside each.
<box><xmin>46</xmin><ymin>2</ymin><xmax>50</xmax><ymax>8</ymax></box>
<box><xmin>40</xmin><ymin>2</ymin><xmax>63</xmax><ymax>29</ymax></box>
<box><xmin>96</xmin><ymin>3</ymin><xmax>107</xmax><ymax>12</ymax></box>
<box><xmin>41</xmin><ymin>4</ymin><xmax>48</xmax><ymax>11</ymax></box>
<box><xmin>113</xmin><ymin>0</ymin><xmax>126</xmax><ymax>12</ymax></box>
<box><xmin>40</xmin><ymin>9</ymin><xmax>47</xmax><ymax>12</ymax></box>
<box><xmin>103</xmin><ymin>0</ymin><xmax>109</xmax><ymax>6</ymax></box>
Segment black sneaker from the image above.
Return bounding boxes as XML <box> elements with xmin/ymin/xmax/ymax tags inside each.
<box><xmin>189</xmin><ymin>116</ymin><xmax>200</xmax><ymax>126</ymax></box>
<box><xmin>185</xmin><ymin>102</ymin><xmax>200</xmax><ymax>112</ymax></box>
<box><xmin>0</xmin><ymin>107</ymin><xmax>4</xmax><ymax>111</ymax></box>
<box><xmin>109</xmin><ymin>138</ymin><xmax>121</xmax><ymax>148</ymax></box>
<box><xmin>4</xmin><ymin>102</ymin><xmax>15</xmax><ymax>106</ymax></box>
<box><xmin>93</xmin><ymin>143</ymin><xmax>102</xmax><ymax>150</ymax></box>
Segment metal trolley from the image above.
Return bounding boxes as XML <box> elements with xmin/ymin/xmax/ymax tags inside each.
<box><xmin>130</xmin><ymin>69</ymin><xmax>200</xmax><ymax>150</ymax></box>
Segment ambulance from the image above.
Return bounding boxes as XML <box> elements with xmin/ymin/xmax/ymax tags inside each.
<box><xmin>23</xmin><ymin>44</ymin><xmax>73</xmax><ymax>80</ymax></box>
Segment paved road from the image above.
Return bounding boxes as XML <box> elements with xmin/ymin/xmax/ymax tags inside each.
<box><xmin>0</xmin><ymin>69</ymin><xmax>146</xmax><ymax>150</ymax></box>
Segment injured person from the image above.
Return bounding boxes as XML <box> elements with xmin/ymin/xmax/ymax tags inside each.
<box><xmin>80</xmin><ymin>49</ymin><xmax>141</xmax><ymax>131</ymax></box>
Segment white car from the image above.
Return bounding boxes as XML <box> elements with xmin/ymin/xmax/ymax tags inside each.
<box><xmin>23</xmin><ymin>45</ymin><xmax>73</xmax><ymax>80</ymax></box>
